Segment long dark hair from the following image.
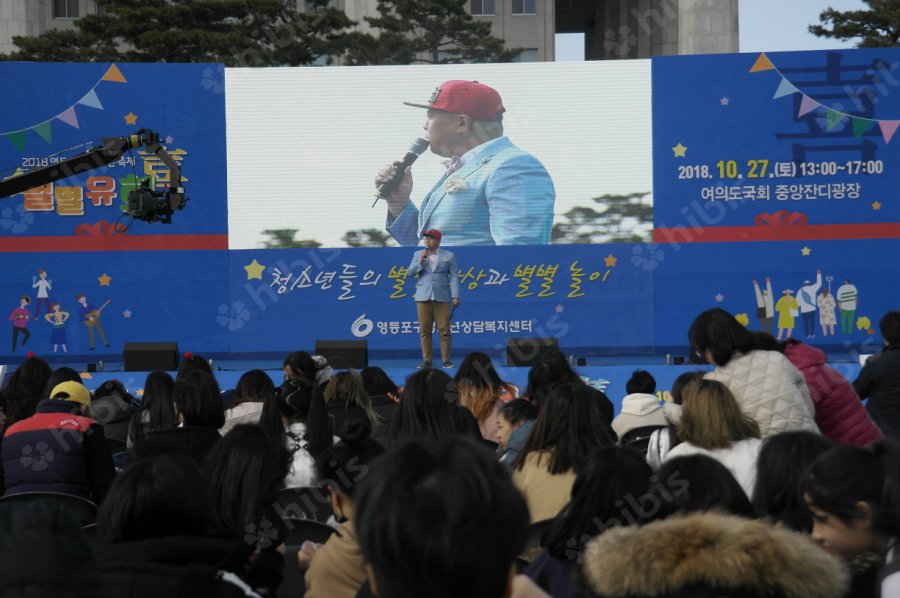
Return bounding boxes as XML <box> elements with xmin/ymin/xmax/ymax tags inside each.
<box><xmin>97</xmin><ymin>455</ymin><xmax>211</xmax><ymax>543</ymax></box>
<box><xmin>387</xmin><ymin>369</ymin><xmax>479</xmax><ymax>445</ymax></box>
<box><xmin>283</xmin><ymin>351</ymin><xmax>317</xmax><ymax>383</ymax></box>
<box><xmin>803</xmin><ymin>440</ymin><xmax>900</xmax><ymax>539</ymax></box>
<box><xmin>753</xmin><ymin>431</ymin><xmax>833</xmax><ymax>532</ymax></box>
<box><xmin>173</xmin><ymin>369</ymin><xmax>224</xmax><ymax>429</ymax></box>
<box><xmin>234</xmin><ymin>369</ymin><xmax>275</xmax><ymax>406</ymax></box>
<box><xmin>4</xmin><ymin>356</ymin><xmax>52</xmax><ymax>425</ymax></box>
<box><xmin>545</xmin><ymin>446</ymin><xmax>653</xmax><ymax>560</ymax></box>
<box><xmin>513</xmin><ymin>381</ymin><xmax>615</xmax><ymax>474</ymax></box>
<box><xmin>688</xmin><ymin>308</ymin><xmax>757</xmax><ymax>366</ymax></box>
<box><xmin>524</xmin><ymin>349</ymin><xmax>581</xmax><ymax>406</ymax></box>
<box><xmin>646</xmin><ymin>454</ymin><xmax>756</xmax><ymax>521</ymax></box>
<box><xmin>260</xmin><ymin>376</ymin><xmax>332</xmax><ymax>459</ymax></box>
<box><xmin>205</xmin><ymin>424</ymin><xmax>292</xmax><ymax>541</ymax></box>
<box><xmin>361</xmin><ymin>366</ymin><xmax>399</xmax><ymax>399</ymax></box>
<box><xmin>315</xmin><ymin>420</ymin><xmax>385</xmax><ymax>501</ymax></box>
<box><xmin>128</xmin><ymin>371</ymin><xmax>176</xmax><ymax>443</ymax></box>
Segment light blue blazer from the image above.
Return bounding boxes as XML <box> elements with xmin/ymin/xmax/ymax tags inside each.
<box><xmin>387</xmin><ymin>136</ymin><xmax>555</xmax><ymax>247</ymax></box>
<box><xmin>407</xmin><ymin>248</ymin><xmax>460</xmax><ymax>303</ymax></box>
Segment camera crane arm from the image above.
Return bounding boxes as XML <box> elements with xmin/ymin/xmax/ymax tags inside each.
<box><xmin>0</xmin><ymin>129</ymin><xmax>185</xmax><ymax>223</ymax></box>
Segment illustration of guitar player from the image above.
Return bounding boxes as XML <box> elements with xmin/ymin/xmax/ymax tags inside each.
<box><xmin>77</xmin><ymin>294</ymin><xmax>111</xmax><ymax>350</ymax></box>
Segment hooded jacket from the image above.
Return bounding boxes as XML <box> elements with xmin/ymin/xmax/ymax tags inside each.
<box><xmin>705</xmin><ymin>350</ymin><xmax>819</xmax><ymax>437</ymax></box>
<box><xmin>782</xmin><ymin>342</ymin><xmax>882</xmax><ymax>446</ymax></box>
<box><xmin>611</xmin><ymin>393</ymin><xmax>667</xmax><ymax>440</ymax></box>
<box><xmin>581</xmin><ymin>511</ymin><xmax>848</xmax><ymax>598</ymax></box>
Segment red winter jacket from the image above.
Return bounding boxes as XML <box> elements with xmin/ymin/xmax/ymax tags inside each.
<box><xmin>783</xmin><ymin>343</ymin><xmax>882</xmax><ymax>446</ymax></box>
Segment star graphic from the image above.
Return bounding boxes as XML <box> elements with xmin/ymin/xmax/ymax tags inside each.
<box><xmin>872</xmin><ymin>201</ymin><xmax>882</xmax><ymax>210</ymax></box>
<box><xmin>554</xmin><ymin>304</ymin><xmax>564</xmax><ymax>314</ymax></box>
<box><xmin>603</xmin><ymin>254</ymin><xmax>618</xmax><ymax>267</ymax></box>
<box><xmin>801</xmin><ymin>247</ymin><xmax>812</xmax><ymax>256</ymax></box>
<box><xmin>244</xmin><ymin>259</ymin><xmax>266</xmax><ymax>280</ymax></box>
<box><xmin>672</xmin><ymin>143</ymin><xmax>688</xmax><ymax>158</ymax></box>
<box><xmin>136</xmin><ymin>388</ymin><xmax>144</xmax><ymax>397</ymax></box>
<box><xmin>720</xmin><ymin>97</ymin><xmax>730</xmax><ymax>106</ymax></box>
<box><xmin>164</xmin><ymin>135</ymin><xmax>174</xmax><ymax>145</ymax></box>
<box><xmin>98</xmin><ymin>273</ymin><xmax>112</xmax><ymax>286</ymax></box>
<box><xmin>123</xmin><ymin>309</ymin><xmax>132</xmax><ymax>318</ymax></box>
<box><xmin>124</xmin><ymin>112</ymin><xmax>138</xmax><ymax>125</ymax></box>
<box><xmin>714</xmin><ymin>293</ymin><xmax>724</xmax><ymax>303</ymax></box>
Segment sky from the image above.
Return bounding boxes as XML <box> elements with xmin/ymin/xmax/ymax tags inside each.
<box><xmin>555</xmin><ymin>0</ymin><xmax>868</xmax><ymax>61</ymax></box>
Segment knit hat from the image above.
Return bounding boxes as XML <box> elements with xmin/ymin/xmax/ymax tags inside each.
<box><xmin>50</xmin><ymin>381</ymin><xmax>91</xmax><ymax>407</ymax></box>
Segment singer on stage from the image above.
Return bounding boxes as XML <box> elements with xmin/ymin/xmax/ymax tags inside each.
<box><xmin>375</xmin><ymin>80</ymin><xmax>555</xmax><ymax>247</ymax></box>
<box><xmin>408</xmin><ymin>229</ymin><xmax>460</xmax><ymax>369</ymax></box>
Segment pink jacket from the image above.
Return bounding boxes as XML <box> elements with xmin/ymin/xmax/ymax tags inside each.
<box><xmin>783</xmin><ymin>343</ymin><xmax>882</xmax><ymax>446</ymax></box>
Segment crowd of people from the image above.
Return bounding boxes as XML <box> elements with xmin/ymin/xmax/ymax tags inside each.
<box><xmin>0</xmin><ymin>308</ymin><xmax>898</xmax><ymax>597</ymax></box>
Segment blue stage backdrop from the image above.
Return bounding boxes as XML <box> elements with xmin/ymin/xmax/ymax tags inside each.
<box><xmin>0</xmin><ymin>51</ymin><xmax>898</xmax><ymax>362</ymax></box>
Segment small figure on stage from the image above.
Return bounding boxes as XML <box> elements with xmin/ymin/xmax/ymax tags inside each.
<box><xmin>77</xmin><ymin>294</ymin><xmax>111</xmax><ymax>351</ymax></box>
<box><xmin>408</xmin><ymin>229</ymin><xmax>460</xmax><ymax>369</ymax></box>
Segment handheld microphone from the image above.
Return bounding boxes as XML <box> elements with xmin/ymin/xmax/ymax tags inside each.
<box><xmin>372</xmin><ymin>138</ymin><xmax>429</xmax><ymax>207</ymax></box>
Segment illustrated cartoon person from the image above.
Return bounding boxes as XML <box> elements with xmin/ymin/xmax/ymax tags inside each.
<box><xmin>8</xmin><ymin>296</ymin><xmax>31</xmax><ymax>351</ymax></box>
<box><xmin>44</xmin><ymin>302</ymin><xmax>70</xmax><ymax>353</ymax></box>
<box><xmin>775</xmin><ymin>289</ymin><xmax>798</xmax><ymax>341</ymax></box>
<box><xmin>817</xmin><ymin>289</ymin><xmax>837</xmax><ymax>337</ymax></box>
<box><xmin>752</xmin><ymin>277</ymin><xmax>774</xmax><ymax>335</ymax></box>
<box><xmin>31</xmin><ymin>268</ymin><xmax>52</xmax><ymax>320</ymax></box>
<box><xmin>77</xmin><ymin>294</ymin><xmax>110</xmax><ymax>350</ymax></box>
<box><xmin>797</xmin><ymin>270</ymin><xmax>823</xmax><ymax>339</ymax></box>
<box><xmin>836</xmin><ymin>278</ymin><xmax>859</xmax><ymax>335</ymax></box>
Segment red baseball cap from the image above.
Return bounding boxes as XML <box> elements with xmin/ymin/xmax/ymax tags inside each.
<box><xmin>404</xmin><ymin>81</ymin><xmax>505</xmax><ymax>122</ymax></box>
<box><xmin>422</xmin><ymin>229</ymin><xmax>442</xmax><ymax>240</ymax></box>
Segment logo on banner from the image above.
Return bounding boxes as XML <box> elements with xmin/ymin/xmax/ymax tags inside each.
<box><xmin>351</xmin><ymin>314</ymin><xmax>374</xmax><ymax>338</ymax></box>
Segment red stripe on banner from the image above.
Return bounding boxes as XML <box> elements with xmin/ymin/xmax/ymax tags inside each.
<box><xmin>0</xmin><ymin>235</ymin><xmax>228</xmax><ymax>252</ymax></box>
<box><xmin>652</xmin><ymin>223</ymin><xmax>900</xmax><ymax>244</ymax></box>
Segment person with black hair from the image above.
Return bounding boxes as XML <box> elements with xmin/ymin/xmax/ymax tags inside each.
<box><xmin>205</xmin><ymin>424</ymin><xmax>292</xmax><ymax>596</ymax></box>
<box><xmin>3</xmin><ymin>355</ymin><xmax>51</xmax><ymax>426</ymax></box>
<box><xmin>324</xmin><ymin>370</ymin><xmax>382</xmax><ymax>439</ymax></box>
<box><xmin>222</xmin><ymin>369</ymin><xmax>273</xmax><ymax>435</ymax></box>
<box><xmin>284</xmin><ymin>351</ymin><xmax>317</xmax><ymax>383</ymax></box>
<box><xmin>753</xmin><ymin>332</ymin><xmax>882</xmax><ymax>446</ymax></box>
<box><xmin>41</xmin><ymin>365</ymin><xmax>82</xmax><ymax>400</ymax></box>
<box><xmin>261</xmin><ymin>376</ymin><xmax>333</xmax><ymax>489</ymax></box>
<box><xmin>3</xmin><ymin>381</ymin><xmax>115</xmax><ymax>503</ymax></box>
<box><xmin>93</xmin><ymin>454</ymin><xmax>261</xmax><ymax>597</ymax></box>
<box><xmin>385</xmin><ymin>368</ymin><xmax>481</xmax><ymax>447</ymax></box>
<box><xmin>804</xmin><ymin>441</ymin><xmax>900</xmax><ymax>597</ymax></box>
<box><xmin>127</xmin><ymin>371</ymin><xmax>176</xmax><ymax>446</ymax></box>
<box><xmin>361</xmin><ymin>366</ymin><xmax>400</xmax><ymax>444</ymax></box>
<box><xmin>89</xmin><ymin>379</ymin><xmax>138</xmax><ymax>449</ymax></box>
<box><xmin>854</xmin><ymin>310</ymin><xmax>900</xmax><ymax>441</ymax></box>
<box><xmin>525</xmin><ymin>446</ymin><xmax>653</xmax><ymax>598</ymax></box>
<box><xmin>355</xmin><ymin>435</ymin><xmax>549</xmax><ymax>598</ymax></box>
<box><xmin>645</xmin><ymin>370</ymin><xmax>705</xmax><ymax>469</ymax></box>
<box><xmin>689</xmin><ymin>308</ymin><xmax>818</xmax><ymax>437</ymax></box>
<box><xmin>455</xmin><ymin>351</ymin><xmax>519</xmax><ymax>441</ymax></box>
<box><xmin>612</xmin><ymin>369</ymin><xmax>667</xmax><ymax>443</ymax></box>
<box><xmin>130</xmin><ymin>369</ymin><xmax>224</xmax><ymax>463</ymax></box>
<box><xmin>298</xmin><ymin>420</ymin><xmax>385</xmax><ymax>598</ymax></box>
<box><xmin>176</xmin><ymin>352</ymin><xmax>213</xmax><ymax>380</ymax></box>
<box><xmin>647</xmin><ymin>454</ymin><xmax>756</xmax><ymax>521</ymax></box>
<box><xmin>752</xmin><ymin>430</ymin><xmax>833</xmax><ymax>532</ymax></box>
<box><xmin>497</xmin><ymin>398</ymin><xmax>537</xmax><ymax>466</ymax></box>
<box><xmin>524</xmin><ymin>349</ymin><xmax>614</xmax><ymax>422</ymax></box>
<box><xmin>513</xmin><ymin>382</ymin><xmax>615</xmax><ymax>522</ymax></box>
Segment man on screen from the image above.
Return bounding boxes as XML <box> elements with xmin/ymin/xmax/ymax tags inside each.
<box><xmin>408</xmin><ymin>229</ymin><xmax>460</xmax><ymax>369</ymax></box>
<box><xmin>376</xmin><ymin>80</ymin><xmax>555</xmax><ymax>246</ymax></box>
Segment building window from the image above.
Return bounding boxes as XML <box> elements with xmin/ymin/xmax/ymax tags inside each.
<box><xmin>53</xmin><ymin>0</ymin><xmax>80</xmax><ymax>19</ymax></box>
<box><xmin>471</xmin><ymin>0</ymin><xmax>495</xmax><ymax>16</ymax></box>
<box><xmin>512</xmin><ymin>49</ymin><xmax>538</xmax><ymax>62</ymax></box>
<box><xmin>512</xmin><ymin>0</ymin><xmax>536</xmax><ymax>15</ymax></box>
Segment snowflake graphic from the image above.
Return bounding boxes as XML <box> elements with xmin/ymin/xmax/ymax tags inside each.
<box><xmin>1</xmin><ymin>204</ymin><xmax>35</xmax><ymax>234</ymax></box>
<box><xmin>217</xmin><ymin>301</ymin><xmax>251</xmax><ymax>331</ymax></box>
<box><xmin>20</xmin><ymin>441</ymin><xmax>55</xmax><ymax>472</ymax></box>
<box><xmin>631</xmin><ymin>244</ymin><xmax>665</xmax><ymax>271</ymax></box>
<box><xmin>244</xmin><ymin>517</ymin><xmax>279</xmax><ymax>549</ymax></box>
<box><xmin>201</xmin><ymin>64</ymin><xmax>226</xmax><ymax>94</ymax></box>
<box><xmin>603</xmin><ymin>26</ymin><xmax>637</xmax><ymax>58</ymax></box>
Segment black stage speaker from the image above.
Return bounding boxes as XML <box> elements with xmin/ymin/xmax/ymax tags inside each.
<box><xmin>506</xmin><ymin>337</ymin><xmax>559</xmax><ymax>367</ymax></box>
<box><xmin>315</xmin><ymin>339</ymin><xmax>368</xmax><ymax>369</ymax></box>
<box><xmin>123</xmin><ymin>342</ymin><xmax>179</xmax><ymax>372</ymax></box>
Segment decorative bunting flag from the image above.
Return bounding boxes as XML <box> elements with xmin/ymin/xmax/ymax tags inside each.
<box><xmin>102</xmin><ymin>64</ymin><xmax>127</xmax><ymax>83</ymax></box>
<box><xmin>749</xmin><ymin>53</ymin><xmax>775</xmax><ymax>73</ymax></box>
<box><xmin>852</xmin><ymin>117</ymin><xmax>875</xmax><ymax>138</ymax></box>
<box><xmin>56</xmin><ymin>106</ymin><xmax>80</xmax><ymax>129</ymax></box>
<box><xmin>879</xmin><ymin>120</ymin><xmax>900</xmax><ymax>143</ymax></box>
<box><xmin>78</xmin><ymin>89</ymin><xmax>104</xmax><ymax>110</ymax></box>
<box><xmin>33</xmin><ymin>121</ymin><xmax>52</xmax><ymax>143</ymax></box>
<box><xmin>797</xmin><ymin>95</ymin><xmax>820</xmax><ymax>117</ymax></box>
<box><xmin>4</xmin><ymin>132</ymin><xmax>26</xmax><ymax>152</ymax></box>
<box><xmin>773</xmin><ymin>77</ymin><xmax>798</xmax><ymax>99</ymax></box>
<box><xmin>825</xmin><ymin>109</ymin><xmax>844</xmax><ymax>131</ymax></box>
